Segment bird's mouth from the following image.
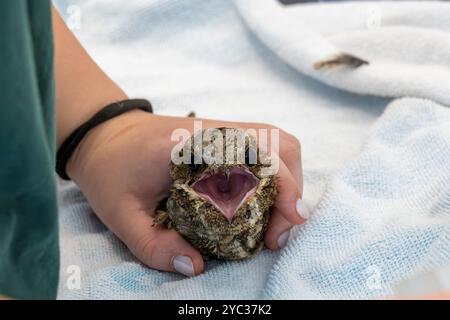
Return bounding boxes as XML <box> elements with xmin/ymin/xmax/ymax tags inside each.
<box><xmin>192</xmin><ymin>167</ymin><xmax>259</xmax><ymax>222</ymax></box>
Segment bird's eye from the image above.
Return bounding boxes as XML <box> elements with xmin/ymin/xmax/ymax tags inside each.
<box><xmin>189</xmin><ymin>153</ymin><xmax>201</xmax><ymax>173</ymax></box>
<box><xmin>245</xmin><ymin>148</ymin><xmax>257</xmax><ymax>166</ymax></box>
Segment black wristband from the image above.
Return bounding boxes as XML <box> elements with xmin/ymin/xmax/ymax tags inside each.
<box><xmin>56</xmin><ymin>99</ymin><xmax>153</xmax><ymax>180</ymax></box>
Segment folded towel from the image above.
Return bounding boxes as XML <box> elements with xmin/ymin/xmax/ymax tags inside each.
<box><xmin>264</xmin><ymin>98</ymin><xmax>450</xmax><ymax>299</ymax></box>
<box><xmin>234</xmin><ymin>0</ymin><xmax>450</xmax><ymax>106</ymax></box>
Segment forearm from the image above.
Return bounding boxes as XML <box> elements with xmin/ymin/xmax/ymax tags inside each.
<box><xmin>52</xmin><ymin>6</ymin><xmax>127</xmax><ymax>148</ymax></box>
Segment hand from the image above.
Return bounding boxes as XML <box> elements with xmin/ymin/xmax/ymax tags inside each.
<box><xmin>67</xmin><ymin>110</ymin><xmax>308</xmax><ymax>276</ymax></box>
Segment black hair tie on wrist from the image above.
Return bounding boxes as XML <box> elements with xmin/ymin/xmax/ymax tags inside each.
<box><xmin>56</xmin><ymin>98</ymin><xmax>153</xmax><ymax>180</ymax></box>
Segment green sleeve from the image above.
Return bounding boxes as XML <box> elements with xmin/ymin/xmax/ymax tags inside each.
<box><xmin>0</xmin><ymin>0</ymin><xmax>59</xmax><ymax>299</ymax></box>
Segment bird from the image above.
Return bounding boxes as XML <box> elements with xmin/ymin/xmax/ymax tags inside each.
<box><xmin>154</xmin><ymin>128</ymin><xmax>277</xmax><ymax>260</ymax></box>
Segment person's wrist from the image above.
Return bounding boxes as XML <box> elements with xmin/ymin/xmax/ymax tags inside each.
<box><xmin>66</xmin><ymin>108</ymin><xmax>151</xmax><ymax>183</ymax></box>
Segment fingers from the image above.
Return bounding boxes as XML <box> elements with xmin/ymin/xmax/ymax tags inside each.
<box><xmin>264</xmin><ymin>160</ymin><xmax>309</xmax><ymax>251</ymax></box>
<box><xmin>274</xmin><ymin>160</ymin><xmax>309</xmax><ymax>225</ymax></box>
<box><xmin>278</xmin><ymin>133</ymin><xmax>303</xmax><ymax>187</ymax></box>
<box><xmin>111</xmin><ymin>207</ymin><xmax>204</xmax><ymax>277</ymax></box>
<box><xmin>264</xmin><ymin>210</ymin><xmax>292</xmax><ymax>250</ymax></box>
<box><xmin>268</xmin><ymin>130</ymin><xmax>306</xmax><ymax>250</ymax></box>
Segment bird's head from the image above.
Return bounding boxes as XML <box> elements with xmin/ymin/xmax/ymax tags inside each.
<box><xmin>170</xmin><ymin>128</ymin><xmax>274</xmax><ymax>222</ymax></box>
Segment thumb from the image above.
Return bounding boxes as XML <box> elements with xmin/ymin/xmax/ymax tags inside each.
<box><xmin>112</xmin><ymin>207</ymin><xmax>204</xmax><ymax>276</ymax></box>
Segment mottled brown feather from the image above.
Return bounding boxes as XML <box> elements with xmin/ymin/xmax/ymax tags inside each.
<box><xmin>314</xmin><ymin>53</ymin><xmax>369</xmax><ymax>70</ymax></box>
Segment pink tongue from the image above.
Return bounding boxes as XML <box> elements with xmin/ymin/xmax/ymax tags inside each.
<box><xmin>193</xmin><ymin>169</ymin><xmax>258</xmax><ymax>221</ymax></box>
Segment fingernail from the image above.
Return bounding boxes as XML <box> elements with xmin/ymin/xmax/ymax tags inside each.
<box><xmin>296</xmin><ymin>198</ymin><xmax>310</xmax><ymax>220</ymax></box>
<box><xmin>172</xmin><ymin>255</ymin><xmax>195</xmax><ymax>277</ymax></box>
<box><xmin>277</xmin><ymin>230</ymin><xmax>290</xmax><ymax>249</ymax></box>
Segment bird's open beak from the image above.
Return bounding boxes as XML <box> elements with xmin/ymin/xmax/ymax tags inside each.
<box><xmin>192</xmin><ymin>167</ymin><xmax>259</xmax><ymax>222</ymax></box>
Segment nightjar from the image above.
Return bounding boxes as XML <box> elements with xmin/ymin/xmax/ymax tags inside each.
<box><xmin>154</xmin><ymin>128</ymin><xmax>277</xmax><ymax>260</ymax></box>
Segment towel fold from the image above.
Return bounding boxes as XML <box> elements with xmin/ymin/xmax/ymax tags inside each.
<box><xmin>234</xmin><ymin>0</ymin><xmax>450</xmax><ymax>106</ymax></box>
<box><xmin>264</xmin><ymin>98</ymin><xmax>450</xmax><ymax>299</ymax></box>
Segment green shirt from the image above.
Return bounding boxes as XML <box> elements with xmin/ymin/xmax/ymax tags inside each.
<box><xmin>0</xmin><ymin>0</ymin><xmax>59</xmax><ymax>299</ymax></box>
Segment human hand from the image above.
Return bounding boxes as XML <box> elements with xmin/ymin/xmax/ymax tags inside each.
<box><xmin>67</xmin><ymin>110</ymin><xmax>309</xmax><ymax>276</ymax></box>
